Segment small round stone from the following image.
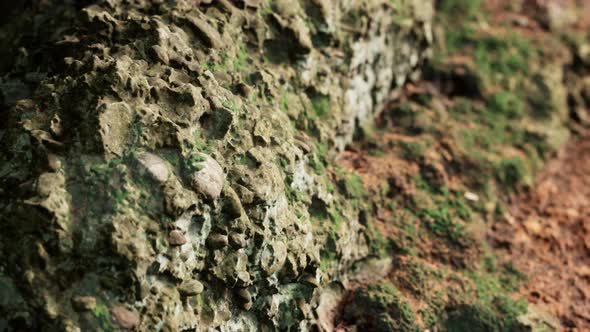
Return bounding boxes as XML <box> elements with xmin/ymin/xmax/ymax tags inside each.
<box><xmin>179</xmin><ymin>279</ymin><xmax>204</xmax><ymax>296</ymax></box>
<box><xmin>189</xmin><ymin>153</ymin><xmax>224</xmax><ymax>199</ymax></box>
<box><xmin>237</xmin><ymin>288</ymin><xmax>252</xmax><ymax>303</ymax></box>
<box><xmin>111</xmin><ymin>306</ymin><xmax>140</xmax><ymax>329</ymax></box>
<box><xmin>137</xmin><ymin>152</ymin><xmax>170</xmax><ymax>183</ymax></box>
<box><xmin>168</xmin><ymin>230</ymin><xmax>187</xmax><ymax>246</ymax></box>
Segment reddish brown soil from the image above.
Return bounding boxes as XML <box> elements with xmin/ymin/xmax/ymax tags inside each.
<box><xmin>490</xmin><ymin>135</ymin><xmax>590</xmax><ymax>331</ymax></box>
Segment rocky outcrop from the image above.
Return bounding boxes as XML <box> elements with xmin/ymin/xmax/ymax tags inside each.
<box><xmin>0</xmin><ymin>0</ymin><xmax>432</xmax><ymax>330</ymax></box>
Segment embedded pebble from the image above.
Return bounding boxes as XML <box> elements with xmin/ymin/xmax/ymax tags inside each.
<box><xmin>237</xmin><ymin>288</ymin><xmax>252</xmax><ymax>303</ymax></box>
<box><xmin>137</xmin><ymin>152</ymin><xmax>170</xmax><ymax>183</ymax></box>
<box><xmin>260</xmin><ymin>241</ymin><xmax>288</xmax><ymax>275</ymax></box>
<box><xmin>47</xmin><ymin>154</ymin><xmax>62</xmax><ymax>171</ymax></box>
<box><xmin>464</xmin><ymin>191</ymin><xmax>479</xmax><ymax>202</ymax></box>
<box><xmin>190</xmin><ymin>153</ymin><xmax>225</xmax><ymax>199</ymax></box>
<box><xmin>111</xmin><ymin>306</ymin><xmax>140</xmax><ymax>329</ymax></box>
<box><xmin>168</xmin><ymin>230</ymin><xmax>187</xmax><ymax>246</ymax></box>
<box><xmin>236</xmin><ymin>288</ymin><xmax>253</xmax><ymax>310</ymax></box>
<box><xmin>179</xmin><ymin>279</ymin><xmax>204</xmax><ymax>296</ymax></box>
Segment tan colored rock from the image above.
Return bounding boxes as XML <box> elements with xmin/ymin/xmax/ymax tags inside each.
<box><xmin>179</xmin><ymin>279</ymin><xmax>204</xmax><ymax>296</ymax></box>
<box><xmin>136</xmin><ymin>152</ymin><xmax>170</xmax><ymax>183</ymax></box>
<box><xmin>189</xmin><ymin>154</ymin><xmax>225</xmax><ymax>199</ymax></box>
<box><xmin>71</xmin><ymin>296</ymin><xmax>96</xmax><ymax>312</ymax></box>
<box><xmin>168</xmin><ymin>230</ymin><xmax>187</xmax><ymax>246</ymax></box>
<box><xmin>111</xmin><ymin>306</ymin><xmax>140</xmax><ymax>330</ymax></box>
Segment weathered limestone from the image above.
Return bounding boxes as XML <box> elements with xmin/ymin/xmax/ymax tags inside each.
<box><xmin>0</xmin><ymin>0</ymin><xmax>433</xmax><ymax>330</ymax></box>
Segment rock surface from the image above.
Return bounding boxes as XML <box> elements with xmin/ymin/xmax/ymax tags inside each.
<box><xmin>0</xmin><ymin>0</ymin><xmax>433</xmax><ymax>330</ymax></box>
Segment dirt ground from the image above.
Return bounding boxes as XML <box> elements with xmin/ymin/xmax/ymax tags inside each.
<box><xmin>490</xmin><ymin>134</ymin><xmax>590</xmax><ymax>331</ymax></box>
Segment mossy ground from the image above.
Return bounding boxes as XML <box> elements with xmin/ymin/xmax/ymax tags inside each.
<box><xmin>332</xmin><ymin>1</ymin><xmax>577</xmax><ymax>330</ymax></box>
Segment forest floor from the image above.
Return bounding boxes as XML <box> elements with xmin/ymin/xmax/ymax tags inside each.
<box><xmin>490</xmin><ymin>133</ymin><xmax>590</xmax><ymax>330</ymax></box>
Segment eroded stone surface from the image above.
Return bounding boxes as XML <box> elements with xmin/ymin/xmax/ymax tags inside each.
<box><xmin>0</xmin><ymin>0</ymin><xmax>433</xmax><ymax>330</ymax></box>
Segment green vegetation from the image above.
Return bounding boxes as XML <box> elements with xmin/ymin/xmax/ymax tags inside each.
<box><xmin>438</xmin><ymin>0</ymin><xmax>482</xmax><ymax>20</ymax></box>
<box><xmin>337</xmin><ymin>1</ymin><xmax>565</xmax><ymax>328</ymax></box>
<box><xmin>187</xmin><ymin>153</ymin><xmax>206</xmax><ymax>172</ymax></box>
<box><xmin>192</xmin><ymin>133</ymin><xmax>211</xmax><ymax>153</ymax></box>
<box><xmin>92</xmin><ymin>303</ymin><xmax>114</xmax><ymax>331</ymax></box>
<box><xmin>311</xmin><ymin>95</ymin><xmax>330</xmax><ymax>118</ymax></box>
<box><xmin>489</xmin><ymin>91</ymin><xmax>524</xmax><ymax>118</ymax></box>
<box><xmin>418</xmin><ymin>189</ymin><xmax>472</xmax><ymax>245</ymax></box>
<box><xmin>222</xmin><ymin>99</ymin><xmax>239</xmax><ymax>112</ymax></box>
<box><xmin>399</xmin><ymin>140</ymin><xmax>426</xmax><ymax>161</ymax></box>
<box><xmin>495</xmin><ymin>157</ymin><xmax>527</xmax><ymax>189</ymax></box>
<box><xmin>337</xmin><ymin>171</ymin><xmax>366</xmax><ymax>199</ymax></box>
<box><xmin>344</xmin><ymin>282</ymin><xmax>420</xmax><ymax>332</ymax></box>
<box><xmin>233</xmin><ymin>41</ymin><xmax>249</xmax><ymax>71</ymax></box>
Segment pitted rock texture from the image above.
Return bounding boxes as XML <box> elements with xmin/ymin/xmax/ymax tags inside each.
<box><xmin>0</xmin><ymin>0</ymin><xmax>432</xmax><ymax>330</ymax></box>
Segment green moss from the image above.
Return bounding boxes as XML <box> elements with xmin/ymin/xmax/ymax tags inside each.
<box><xmin>495</xmin><ymin>157</ymin><xmax>527</xmax><ymax>189</ymax></box>
<box><xmin>192</xmin><ymin>133</ymin><xmax>211</xmax><ymax>153</ymax></box>
<box><xmin>309</xmin><ymin>150</ymin><xmax>327</xmax><ymax>175</ymax></box>
<box><xmin>279</xmin><ymin>91</ymin><xmax>289</xmax><ymax>113</ymax></box>
<box><xmin>344</xmin><ymin>282</ymin><xmax>420</xmax><ymax>332</ymax></box>
<box><xmin>222</xmin><ymin>99</ymin><xmax>239</xmax><ymax>112</ymax></box>
<box><xmin>367</xmin><ymin>223</ymin><xmax>391</xmax><ymax>257</ymax></box>
<box><xmin>187</xmin><ymin>153</ymin><xmax>206</xmax><ymax>170</ymax></box>
<box><xmin>438</xmin><ymin>0</ymin><xmax>482</xmax><ymax>20</ymax></box>
<box><xmin>92</xmin><ymin>303</ymin><xmax>114</xmax><ymax>331</ymax></box>
<box><xmin>319</xmin><ymin>250</ymin><xmax>337</xmax><ymax>273</ymax></box>
<box><xmin>284</xmin><ymin>174</ymin><xmax>301</xmax><ymax>203</ymax></box>
<box><xmin>488</xmin><ymin>91</ymin><xmax>524</xmax><ymax>118</ymax></box>
<box><xmin>233</xmin><ymin>41</ymin><xmax>249</xmax><ymax>71</ymax></box>
<box><xmin>527</xmin><ymin>74</ymin><xmax>556</xmax><ymax>118</ymax></box>
<box><xmin>328</xmin><ymin>207</ymin><xmax>344</xmax><ymax>231</ymax></box>
<box><xmin>311</xmin><ymin>95</ymin><xmax>330</xmax><ymax>118</ymax></box>
<box><xmin>201</xmin><ymin>51</ymin><xmax>230</xmax><ymax>72</ymax></box>
<box><xmin>416</xmin><ymin>188</ymin><xmax>473</xmax><ymax>245</ymax></box>
<box><xmin>338</xmin><ymin>172</ymin><xmax>365</xmax><ymax>199</ymax></box>
<box><xmin>399</xmin><ymin>140</ymin><xmax>426</xmax><ymax>161</ymax></box>
<box><xmin>237</xmin><ymin>153</ymin><xmax>258</xmax><ymax>168</ymax></box>
<box><xmin>450</xmin><ymin>271</ymin><xmax>528</xmax><ymax>332</ymax></box>
<box><xmin>473</xmin><ymin>35</ymin><xmax>531</xmax><ymax>83</ymax></box>
<box><xmin>421</xmin><ymin>205</ymin><xmax>466</xmax><ymax>244</ymax></box>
